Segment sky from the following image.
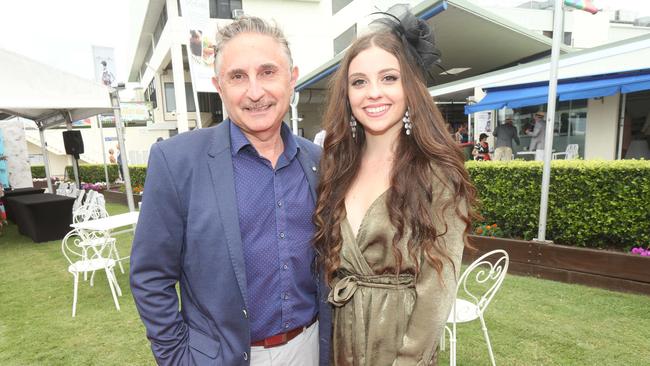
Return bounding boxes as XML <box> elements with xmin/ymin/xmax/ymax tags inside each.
<box><xmin>0</xmin><ymin>0</ymin><xmax>649</xmax><ymax>85</ymax></box>
<box><xmin>0</xmin><ymin>0</ymin><xmax>138</xmax><ymax>83</ymax></box>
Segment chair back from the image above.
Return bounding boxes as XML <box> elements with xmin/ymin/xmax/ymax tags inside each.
<box><xmin>62</xmin><ymin>229</ymin><xmax>112</xmax><ymax>266</ymax></box>
<box><xmin>72</xmin><ymin>189</ymin><xmax>86</xmax><ymax>212</ymax></box>
<box><xmin>73</xmin><ymin>203</ymin><xmax>109</xmax><ymax>224</ymax></box>
<box><xmin>62</xmin><ymin>229</ymin><xmax>88</xmax><ymax>265</ymax></box>
<box><xmin>456</xmin><ymin>249</ymin><xmax>509</xmax><ymax>316</ymax></box>
<box><xmin>566</xmin><ymin>144</ymin><xmax>579</xmax><ymax>159</ymax></box>
<box><xmin>56</xmin><ymin>182</ymin><xmax>69</xmax><ymax>196</ymax></box>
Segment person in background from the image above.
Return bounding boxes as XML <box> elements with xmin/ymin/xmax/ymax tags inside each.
<box><xmin>108</xmin><ymin>148</ymin><xmax>116</xmax><ymax>164</ymax></box>
<box><xmin>115</xmin><ymin>144</ymin><xmax>123</xmax><ymax>180</ymax></box>
<box><xmin>314</xmin><ymin>5</ymin><xmax>475</xmax><ymax>365</ymax></box>
<box><xmin>493</xmin><ymin>117</ymin><xmax>520</xmax><ymax>161</ymax></box>
<box><xmin>454</xmin><ymin>125</ymin><xmax>468</xmax><ymax>143</ymax></box>
<box><xmin>472</xmin><ymin>133</ymin><xmax>491</xmax><ymax>161</ymax></box>
<box><xmin>129</xmin><ymin>16</ymin><xmax>331</xmax><ymax>366</ymax></box>
<box><xmin>526</xmin><ymin>111</ymin><xmax>546</xmax><ymax>151</ymax></box>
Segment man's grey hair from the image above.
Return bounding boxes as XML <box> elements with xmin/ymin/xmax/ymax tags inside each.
<box><xmin>213</xmin><ymin>16</ymin><xmax>293</xmax><ymax>75</ymax></box>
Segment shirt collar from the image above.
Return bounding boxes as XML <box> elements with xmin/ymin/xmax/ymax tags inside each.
<box><xmin>229</xmin><ymin>119</ymin><xmax>299</xmax><ymax>160</ymax></box>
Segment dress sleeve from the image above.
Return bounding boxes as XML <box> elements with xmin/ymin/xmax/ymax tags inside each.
<box><xmin>393</xmin><ymin>188</ymin><xmax>467</xmax><ymax>366</ymax></box>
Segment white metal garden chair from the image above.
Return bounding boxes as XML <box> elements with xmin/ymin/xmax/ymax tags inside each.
<box><xmin>552</xmin><ymin>143</ymin><xmax>579</xmax><ymax>160</ymax></box>
<box><xmin>440</xmin><ymin>249</ymin><xmax>509</xmax><ymax>366</ymax></box>
<box><xmin>62</xmin><ymin>229</ymin><xmax>122</xmax><ymax>317</ymax></box>
<box><xmin>72</xmin><ymin>203</ymin><xmax>124</xmax><ymax>274</ymax></box>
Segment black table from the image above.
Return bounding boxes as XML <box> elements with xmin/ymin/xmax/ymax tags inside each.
<box><xmin>2</xmin><ymin>187</ymin><xmax>46</xmax><ymax>222</ymax></box>
<box><xmin>5</xmin><ymin>193</ymin><xmax>75</xmax><ymax>243</ymax></box>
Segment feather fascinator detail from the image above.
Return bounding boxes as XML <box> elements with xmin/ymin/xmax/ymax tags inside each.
<box><xmin>370</xmin><ymin>4</ymin><xmax>442</xmax><ymax>79</ymax></box>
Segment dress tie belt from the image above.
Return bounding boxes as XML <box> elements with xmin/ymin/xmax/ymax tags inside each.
<box><xmin>328</xmin><ymin>272</ymin><xmax>416</xmax><ymax>307</ymax></box>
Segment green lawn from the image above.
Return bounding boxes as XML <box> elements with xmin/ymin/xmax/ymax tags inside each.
<box><xmin>1</xmin><ymin>203</ymin><xmax>649</xmax><ymax>365</ymax></box>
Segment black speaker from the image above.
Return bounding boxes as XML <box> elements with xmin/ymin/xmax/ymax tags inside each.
<box><xmin>62</xmin><ymin>130</ymin><xmax>84</xmax><ymax>155</ymax></box>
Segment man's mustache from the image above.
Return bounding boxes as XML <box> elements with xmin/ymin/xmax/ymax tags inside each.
<box><xmin>242</xmin><ymin>100</ymin><xmax>274</xmax><ymax>110</ymax></box>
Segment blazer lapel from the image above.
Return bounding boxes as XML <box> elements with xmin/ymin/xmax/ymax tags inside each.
<box><xmin>206</xmin><ymin>121</ymin><xmax>248</xmax><ymax>309</ymax></box>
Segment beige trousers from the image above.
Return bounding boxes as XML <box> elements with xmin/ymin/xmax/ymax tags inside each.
<box><xmin>494</xmin><ymin>146</ymin><xmax>513</xmax><ymax>161</ymax></box>
<box><xmin>250</xmin><ymin>320</ymin><xmax>319</xmax><ymax>366</ymax></box>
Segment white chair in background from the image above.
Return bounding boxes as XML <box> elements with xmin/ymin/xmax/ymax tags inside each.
<box><xmin>71</xmin><ymin>203</ymin><xmax>124</xmax><ymax>274</ymax></box>
<box><xmin>72</xmin><ymin>189</ymin><xmax>85</xmax><ymax>212</ymax></box>
<box><xmin>441</xmin><ymin>249</ymin><xmax>509</xmax><ymax>366</ymax></box>
<box><xmin>552</xmin><ymin>144</ymin><xmax>579</xmax><ymax>160</ymax></box>
<box><xmin>56</xmin><ymin>182</ymin><xmax>69</xmax><ymax>196</ymax></box>
<box><xmin>62</xmin><ymin>229</ymin><xmax>121</xmax><ymax>317</ymax></box>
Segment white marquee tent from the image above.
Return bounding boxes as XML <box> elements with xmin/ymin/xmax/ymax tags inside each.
<box><xmin>0</xmin><ymin>48</ymin><xmax>135</xmax><ymax>211</ymax></box>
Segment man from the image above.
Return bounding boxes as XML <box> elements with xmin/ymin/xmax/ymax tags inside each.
<box><xmin>493</xmin><ymin>117</ymin><xmax>520</xmax><ymax>161</ymax></box>
<box><xmin>526</xmin><ymin>111</ymin><xmax>546</xmax><ymax>151</ymax></box>
<box><xmin>130</xmin><ymin>16</ymin><xmax>331</xmax><ymax>366</ymax></box>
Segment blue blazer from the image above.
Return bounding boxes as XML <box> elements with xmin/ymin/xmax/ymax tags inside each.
<box><xmin>130</xmin><ymin>121</ymin><xmax>331</xmax><ymax>366</ymax></box>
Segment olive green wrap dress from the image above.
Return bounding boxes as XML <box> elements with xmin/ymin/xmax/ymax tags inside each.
<box><xmin>328</xmin><ymin>189</ymin><xmax>466</xmax><ymax>366</ymax></box>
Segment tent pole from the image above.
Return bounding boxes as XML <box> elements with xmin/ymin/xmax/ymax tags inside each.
<box><xmin>38</xmin><ymin>125</ymin><xmax>54</xmax><ymax>194</ymax></box>
<box><xmin>97</xmin><ymin>115</ymin><xmax>110</xmax><ymax>188</ymax></box>
<box><xmin>110</xmin><ymin>88</ymin><xmax>136</xmax><ymax>212</ymax></box>
<box><xmin>536</xmin><ymin>0</ymin><xmax>564</xmax><ymax>243</ymax></box>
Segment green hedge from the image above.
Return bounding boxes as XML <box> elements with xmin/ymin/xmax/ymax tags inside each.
<box><xmin>64</xmin><ymin>164</ymin><xmax>148</xmax><ymax>187</ymax></box>
<box><xmin>31</xmin><ymin>165</ymin><xmax>46</xmax><ymax>179</ymax></box>
<box><xmin>65</xmin><ymin>164</ymin><xmax>120</xmax><ymax>184</ymax></box>
<box><xmin>466</xmin><ymin>160</ymin><xmax>650</xmax><ymax>250</ymax></box>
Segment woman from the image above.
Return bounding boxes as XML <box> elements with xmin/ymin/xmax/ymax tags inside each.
<box><xmin>314</xmin><ymin>6</ymin><xmax>476</xmax><ymax>366</ymax></box>
<box><xmin>472</xmin><ymin>133</ymin><xmax>491</xmax><ymax>161</ymax></box>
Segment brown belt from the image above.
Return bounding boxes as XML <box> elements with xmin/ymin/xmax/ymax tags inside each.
<box><xmin>251</xmin><ymin>317</ymin><xmax>317</xmax><ymax>348</ymax></box>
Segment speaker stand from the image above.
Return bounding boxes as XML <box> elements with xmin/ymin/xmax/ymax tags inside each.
<box><xmin>71</xmin><ymin>154</ymin><xmax>81</xmax><ymax>190</ymax></box>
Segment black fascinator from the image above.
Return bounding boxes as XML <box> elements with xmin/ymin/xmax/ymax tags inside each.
<box><xmin>370</xmin><ymin>4</ymin><xmax>442</xmax><ymax>80</ymax></box>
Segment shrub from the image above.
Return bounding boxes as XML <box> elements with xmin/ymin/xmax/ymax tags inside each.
<box><xmin>65</xmin><ymin>164</ymin><xmax>120</xmax><ymax>183</ymax></box>
<box><xmin>466</xmin><ymin>160</ymin><xmax>650</xmax><ymax>250</ymax></box>
<box><xmin>31</xmin><ymin>165</ymin><xmax>46</xmax><ymax>179</ymax></box>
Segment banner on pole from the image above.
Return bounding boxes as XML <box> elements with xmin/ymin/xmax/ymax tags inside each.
<box><xmin>181</xmin><ymin>0</ymin><xmax>220</xmax><ymax>93</ymax></box>
<box><xmin>92</xmin><ymin>46</ymin><xmax>117</xmax><ymax>87</ymax></box>
<box><xmin>564</xmin><ymin>0</ymin><xmax>600</xmax><ymax>15</ymax></box>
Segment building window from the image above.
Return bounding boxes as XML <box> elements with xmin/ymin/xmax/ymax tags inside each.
<box><xmin>332</xmin><ymin>0</ymin><xmax>353</xmax><ymax>15</ymax></box>
<box><xmin>542</xmin><ymin>30</ymin><xmax>572</xmax><ymax>46</ymax></box>
<box><xmin>497</xmin><ymin>99</ymin><xmax>587</xmax><ymax>157</ymax></box>
<box><xmin>146</xmin><ymin>80</ymin><xmax>157</xmax><ymax>109</ymax></box>
<box><xmin>164</xmin><ymin>82</ymin><xmax>196</xmax><ymax>113</ymax></box>
<box><xmin>334</xmin><ymin>24</ymin><xmax>357</xmax><ymax>55</ymax></box>
<box><xmin>209</xmin><ymin>0</ymin><xmax>243</xmax><ymax>19</ymax></box>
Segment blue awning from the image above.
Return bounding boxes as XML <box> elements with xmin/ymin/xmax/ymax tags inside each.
<box><xmin>465</xmin><ymin>70</ymin><xmax>650</xmax><ymax>114</ymax></box>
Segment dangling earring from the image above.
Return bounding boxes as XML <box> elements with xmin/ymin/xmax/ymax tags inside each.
<box><xmin>403</xmin><ymin>109</ymin><xmax>412</xmax><ymax>136</ymax></box>
<box><xmin>350</xmin><ymin>115</ymin><xmax>357</xmax><ymax>139</ymax></box>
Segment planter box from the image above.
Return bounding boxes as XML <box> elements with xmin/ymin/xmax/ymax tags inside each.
<box><xmin>466</xmin><ymin>235</ymin><xmax>650</xmax><ymax>296</ymax></box>
<box><xmin>103</xmin><ymin>189</ymin><xmax>142</xmax><ymax>206</ymax></box>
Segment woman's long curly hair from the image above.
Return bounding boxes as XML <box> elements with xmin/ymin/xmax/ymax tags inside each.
<box><xmin>313</xmin><ymin>31</ymin><xmax>477</xmax><ymax>285</ymax></box>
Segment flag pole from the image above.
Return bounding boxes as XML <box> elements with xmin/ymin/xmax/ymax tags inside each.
<box><xmin>536</xmin><ymin>0</ymin><xmax>564</xmax><ymax>242</ymax></box>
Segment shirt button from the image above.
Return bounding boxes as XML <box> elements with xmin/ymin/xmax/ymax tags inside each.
<box><xmin>277</xmin><ymin>200</ymin><xmax>282</xmax><ymax>207</ymax></box>
<box><xmin>279</xmin><ymin>232</ymin><xmax>285</xmax><ymax>239</ymax></box>
<box><xmin>242</xmin><ymin>309</ymin><xmax>248</xmax><ymax>318</ymax></box>
<box><xmin>282</xmin><ymin>292</ymin><xmax>289</xmax><ymax>300</ymax></box>
<box><xmin>282</xmin><ymin>263</ymin><xmax>288</xmax><ymax>270</ymax></box>
<box><xmin>312</xmin><ymin>166</ymin><xmax>317</xmax><ymax>172</ymax></box>
<box><xmin>284</xmin><ymin>322</ymin><xmax>290</xmax><ymax>329</ymax></box>
<box><xmin>243</xmin><ymin>352</ymin><xmax>248</xmax><ymax>361</ymax></box>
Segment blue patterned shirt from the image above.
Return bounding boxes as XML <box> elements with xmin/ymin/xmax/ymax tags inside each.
<box><xmin>229</xmin><ymin>121</ymin><xmax>318</xmax><ymax>342</ymax></box>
